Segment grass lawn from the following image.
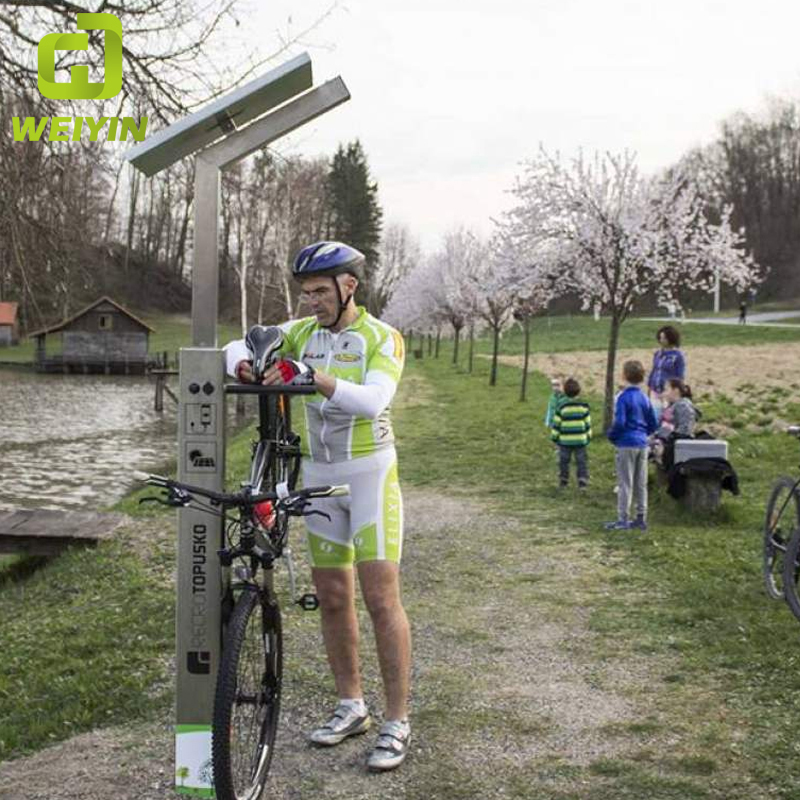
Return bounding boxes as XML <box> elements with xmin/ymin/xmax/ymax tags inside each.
<box><xmin>396</xmin><ymin>345</ymin><xmax>800</xmax><ymax>798</ymax></box>
<box><xmin>3</xmin><ymin>325</ymin><xmax>800</xmax><ymax>797</ymax></box>
<box><xmin>444</xmin><ymin>315</ymin><xmax>800</xmax><ymax>359</ymax></box>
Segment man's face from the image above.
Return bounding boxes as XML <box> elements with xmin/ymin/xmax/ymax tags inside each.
<box><xmin>300</xmin><ymin>274</ymin><xmax>354</xmax><ymax>327</ymax></box>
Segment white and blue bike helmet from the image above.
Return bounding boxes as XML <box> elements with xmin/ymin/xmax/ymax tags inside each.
<box><xmin>292</xmin><ymin>241</ymin><xmax>365</xmax><ymax>328</ymax></box>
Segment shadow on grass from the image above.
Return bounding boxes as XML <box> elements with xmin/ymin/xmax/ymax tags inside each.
<box><xmin>0</xmin><ymin>554</ymin><xmax>51</xmax><ymax>587</ymax></box>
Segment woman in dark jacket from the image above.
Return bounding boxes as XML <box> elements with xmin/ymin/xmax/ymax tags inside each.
<box><xmin>648</xmin><ymin>325</ymin><xmax>686</xmax><ymax>421</ymax></box>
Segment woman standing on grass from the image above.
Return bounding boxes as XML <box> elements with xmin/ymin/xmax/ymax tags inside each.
<box><xmin>647</xmin><ymin>325</ymin><xmax>686</xmax><ymax>421</ymax></box>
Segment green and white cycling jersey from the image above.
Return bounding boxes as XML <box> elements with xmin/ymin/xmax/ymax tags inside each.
<box><xmin>224</xmin><ymin>306</ymin><xmax>405</xmax><ymax>464</ymax></box>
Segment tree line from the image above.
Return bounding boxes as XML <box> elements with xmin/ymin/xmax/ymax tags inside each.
<box><xmin>0</xmin><ymin>1</ymin><xmax>412</xmax><ymax>332</ymax></box>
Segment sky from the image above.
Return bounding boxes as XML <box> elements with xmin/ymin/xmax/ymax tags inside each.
<box><xmin>217</xmin><ymin>1</ymin><xmax>800</xmax><ymax>249</ymax></box>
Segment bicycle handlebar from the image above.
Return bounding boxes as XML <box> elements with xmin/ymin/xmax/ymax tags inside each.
<box><xmin>225</xmin><ymin>383</ymin><xmax>317</xmax><ymax>396</ymax></box>
<box><xmin>133</xmin><ymin>471</ymin><xmax>349</xmax><ymax>507</ymax></box>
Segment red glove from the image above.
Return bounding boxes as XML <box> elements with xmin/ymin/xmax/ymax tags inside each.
<box><xmin>275</xmin><ymin>358</ymin><xmax>315</xmax><ymax>385</ymax></box>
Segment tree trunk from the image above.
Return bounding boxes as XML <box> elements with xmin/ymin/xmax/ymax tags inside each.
<box><xmin>452</xmin><ymin>325</ymin><xmax>461</xmax><ymax>364</ymax></box>
<box><xmin>124</xmin><ymin>168</ymin><xmax>140</xmax><ymax>276</ymax></box>
<box><xmin>427</xmin><ymin>332</ymin><xmax>432</xmax><ymax>356</ymax></box>
<box><xmin>257</xmin><ymin>269</ymin><xmax>266</xmax><ymax>324</ymax></box>
<box><xmin>604</xmin><ymin>312</ymin><xmax>622</xmax><ymax>429</ymax></box>
<box><xmin>490</xmin><ymin>323</ymin><xmax>500</xmax><ymax>386</ymax></box>
<box><xmin>520</xmin><ymin>314</ymin><xmax>530</xmax><ymax>402</ymax></box>
<box><xmin>467</xmin><ymin>322</ymin><xmax>474</xmax><ymax>373</ymax></box>
<box><xmin>418</xmin><ymin>330</ymin><xmax>425</xmax><ymax>359</ymax></box>
<box><xmin>239</xmin><ymin>240</ymin><xmax>248</xmax><ymax>336</ymax></box>
<box><xmin>435</xmin><ymin>327</ymin><xmax>440</xmax><ymax>359</ymax></box>
<box><xmin>281</xmin><ymin>271</ymin><xmax>294</xmax><ymax>319</ymax></box>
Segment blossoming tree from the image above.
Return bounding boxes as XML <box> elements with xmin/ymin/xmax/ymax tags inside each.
<box><xmin>499</xmin><ymin>148</ymin><xmax>763</xmax><ymax>426</ymax></box>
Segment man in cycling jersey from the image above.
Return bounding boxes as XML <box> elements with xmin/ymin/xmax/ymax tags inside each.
<box><xmin>224</xmin><ymin>241</ymin><xmax>411</xmax><ymax>772</ymax></box>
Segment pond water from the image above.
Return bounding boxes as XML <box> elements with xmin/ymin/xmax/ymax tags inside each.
<box><xmin>0</xmin><ymin>368</ymin><xmax>178</xmax><ymax>511</ymax></box>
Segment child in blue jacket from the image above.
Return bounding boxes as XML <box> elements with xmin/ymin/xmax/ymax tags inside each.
<box><xmin>605</xmin><ymin>360</ymin><xmax>658</xmax><ymax>531</ymax></box>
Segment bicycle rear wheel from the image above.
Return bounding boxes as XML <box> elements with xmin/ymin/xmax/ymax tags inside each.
<box><xmin>212</xmin><ymin>586</ymin><xmax>282</xmax><ymax>800</ymax></box>
<box><xmin>783</xmin><ymin>528</ymin><xmax>800</xmax><ymax>621</ymax></box>
<box><xmin>763</xmin><ymin>476</ymin><xmax>800</xmax><ymax>600</ymax></box>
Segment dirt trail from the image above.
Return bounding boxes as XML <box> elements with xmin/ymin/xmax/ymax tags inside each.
<box><xmin>0</xmin><ymin>489</ymin><xmax>665</xmax><ymax>800</ymax></box>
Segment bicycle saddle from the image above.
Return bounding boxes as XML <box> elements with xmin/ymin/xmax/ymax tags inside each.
<box><xmin>245</xmin><ymin>325</ymin><xmax>284</xmax><ymax>379</ymax></box>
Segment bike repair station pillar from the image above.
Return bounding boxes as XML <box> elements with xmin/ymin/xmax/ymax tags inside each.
<box><xmin>125</xmin><ymin>53</ymin><xmax>350</xmax><ymax>796</ymax></box>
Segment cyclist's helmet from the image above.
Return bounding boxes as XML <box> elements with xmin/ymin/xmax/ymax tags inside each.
<box><xmin>292</xmin><ymin>241</ymin><xmax>365</xmax><ymax>281</ymax></box>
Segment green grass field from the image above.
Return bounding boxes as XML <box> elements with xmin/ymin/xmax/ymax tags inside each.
<box><xmin>3</xmin><ymin>321</ymin><xmax>800</xmax><ymax>797</ymax></box>
<box><xmin>463</xmin><ymin>315</ymin><xmax>800</xmax><ymax>358</ymax></box>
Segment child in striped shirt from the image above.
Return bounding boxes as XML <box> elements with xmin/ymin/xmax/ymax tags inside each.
<box><xmin>551</xmin><ymin>377</ymin><xmax>592</xmax><ymax>489</ymax></box>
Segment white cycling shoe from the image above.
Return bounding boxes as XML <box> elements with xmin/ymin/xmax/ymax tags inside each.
<box><xmin>309</xmin><ymin>702</ymin><xmax>372</xmax><ymax>746</ymax></box>
<box><xmin>366</xmin><ymin>720</ymin><xmax>411</xmax><ymax>772</ymax></box>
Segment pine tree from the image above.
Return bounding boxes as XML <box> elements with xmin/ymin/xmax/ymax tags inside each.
<box><xmin>327</xmin><ymin>140</ymin><xmax>383</xmax><ymax>310</ymax></box>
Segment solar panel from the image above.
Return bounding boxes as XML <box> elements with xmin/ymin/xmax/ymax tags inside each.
<box><xmin>124</xmin><ymin>52</ymin><xmax>313</xmax><ymax>176</ymax></box>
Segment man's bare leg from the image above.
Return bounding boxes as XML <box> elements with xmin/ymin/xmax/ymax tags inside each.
<box><xmin>357</xmin><ymin>561</ymin><xmax>411</xmax><ymax>720</ymax></box>
<box><xmin>312</xmin><ymin>566</ymin><xmax>362</xmax><ymax>699</ymax></box>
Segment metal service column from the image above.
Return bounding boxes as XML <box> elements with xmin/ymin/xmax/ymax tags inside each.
<box><xmin>174</xmin><ymin>347</ymin><xmax>225</xmax><ymax>794</ymax></box>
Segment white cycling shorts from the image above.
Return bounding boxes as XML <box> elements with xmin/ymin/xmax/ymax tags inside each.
<box><xmin>301</xmin><ymin>448</ymin><xmax>403</xmax><ymax>567</ymax></box>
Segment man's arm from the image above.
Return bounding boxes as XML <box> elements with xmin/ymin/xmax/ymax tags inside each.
<box><xmin>224</xmin><ymin>339</ymin><xmax>250</xmax><ymax>378</ymax></box>
<box><xmin>323</xmin><ymin>325</ymin><xmax>404</xmax><ymax>418</ymax></box>
<box><xmin>328</xmin><ymin>372</ymin><xmax>396</xmax><ymax>417</ymax></box>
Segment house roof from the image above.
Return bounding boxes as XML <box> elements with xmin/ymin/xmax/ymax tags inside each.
<box><xmin>27</xmin><ymin>296</ymin><xmax>156</xmax><ymax>338</ymax></box>
<box><xmin>0</xmin><ymin>302</ymin><xmax>18</xmax><ymax>326</ymax></box>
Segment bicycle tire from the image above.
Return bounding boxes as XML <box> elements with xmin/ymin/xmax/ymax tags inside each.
<box><xmin>783</xmin><ymin>528</ymin><xmax>800</xmax><ymax>621</ymax></box>
<box><xmin>763</xmin><ymin>476</ymin><xmax>800</xmax><ymax>600</ymax></box>
<box><xmin>212</xmin><ymin>587</ymin><xmax>283</xmax><ymax>800</ymax></box>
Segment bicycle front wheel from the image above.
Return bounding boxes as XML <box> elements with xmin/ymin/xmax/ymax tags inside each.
<box><xmin>783</xmin><ymin>528</ymin><xmax>800</xmax><ymax>621</ymax></box>
<box><xmin>763</xmin><ymin>476</ymin><xmax>800</xmax><ymax>600</ymax></box>
<box><xmin>212</xmin><ymin>587</ymin><xmax>283</xmax><ymax>800</ymax></box>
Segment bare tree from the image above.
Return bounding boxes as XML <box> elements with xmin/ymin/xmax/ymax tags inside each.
<box><xmin>371</xmin><ymin>222</ymin><xmax>420</xmax><ymax>315</ymax></box>
<box><xmin>0</xmin><ymin>1</ymin><xmax>341</xmax><ymax>125</ymax></box>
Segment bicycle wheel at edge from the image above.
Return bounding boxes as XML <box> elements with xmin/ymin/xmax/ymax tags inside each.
<box><xmin>763</xmin><ymin>476</ymin><xmax>800</xmax><ymax>600</ymax></box>
<box><xmin>212</xmin><ymin>587</ymin><xmax>283</xmax><ymax>800</ymax></box>
<box><xmin>782</xmin><ymin>528</ymin><xmax>800</xmax><ymax>621</ymax></box>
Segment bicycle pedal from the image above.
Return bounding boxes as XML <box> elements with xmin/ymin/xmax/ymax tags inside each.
<box><xmin>296</xmin><ymin>593</ymin><xmax>319</xmax><ymax>611</ymax></box>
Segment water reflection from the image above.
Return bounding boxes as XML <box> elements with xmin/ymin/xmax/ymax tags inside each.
<box><xmin>0</xmin><ymin>368</ymin><xmax>177</xmax><ymax>511</ymax></box>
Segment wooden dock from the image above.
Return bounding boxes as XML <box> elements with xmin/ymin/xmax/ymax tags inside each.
<box><xmin>0</xmin><ymin>509</ymin><xmax>126</xmax><ymax>556</ymax></box>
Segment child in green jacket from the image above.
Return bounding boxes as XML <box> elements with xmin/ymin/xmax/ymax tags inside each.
<box><xmin>544</xmin><ymin>378</ymin><xmax>563</xmax><ymax>428</ymax></box>
<box><xmin>550</xmin><ymin>377</ymin><xmax>592</xmax><ymax>488</ymax></box>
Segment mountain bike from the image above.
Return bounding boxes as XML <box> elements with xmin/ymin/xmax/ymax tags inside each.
<box><xmin>762</xmin><ymin>426</ymin><xmax>800</xmax><ymax>608</ymax></box>
<box><xmin>139</xmin><ymin>326</ymin><xmax>335</xmax><ymax>800</ymax></box>
<box><xmin>139</xmin><ymin>466</ymin><xmax>346</xmax><ymax>799</ymax></box>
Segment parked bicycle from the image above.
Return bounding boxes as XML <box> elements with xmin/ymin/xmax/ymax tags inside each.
<box><xmin>762</xmin><ymin>426</ymin><xmax>800</xmax><ymax>616</ymax></box>
<box><xmin>138</xmin><ymin>325</ymin><xmax>340</xmax><ymax>800</ymax></box>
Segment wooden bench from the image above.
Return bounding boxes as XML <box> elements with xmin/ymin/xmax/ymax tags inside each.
<box><xmin>0</xmin><ymin>509</ymin><xmax>126</xmax><ymax>557</ymax></box>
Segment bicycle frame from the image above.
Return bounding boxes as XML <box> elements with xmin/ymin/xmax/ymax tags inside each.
<box><xmin>222</xmin><ymin>383</ymin><xmax>316</xmax><ymax>615</ymax></box>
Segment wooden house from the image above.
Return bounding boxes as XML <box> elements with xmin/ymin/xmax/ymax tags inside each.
<box><xmin>28</xmin><ymin>296</ymin><xmax>155</xmax><ymax>374</ymax></box>
<box><xmin>0</xmin><ymin>302</ymin><xmax>19</xmax><ymax>346</ymax></box>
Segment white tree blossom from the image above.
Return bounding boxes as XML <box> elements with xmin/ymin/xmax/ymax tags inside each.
<box><xmin>499</xmin><ymin>147</ymin><xmax>763</xmax><ymax>424</ymax></box>
<box><xmin>371</xmin><ymin>222</ymin><xmax>422</xmax><ymax>316</ymax></box>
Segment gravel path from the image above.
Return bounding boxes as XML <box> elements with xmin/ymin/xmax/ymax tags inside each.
<box><xmin>643</xmin><ymin>310</ymin><xmax>800</xmax><ymax>326</ymax></box>
<box><xmin>0</xmin><ymin>488</ymin><xmax>662</xmax><ymax>800</ymax></box>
